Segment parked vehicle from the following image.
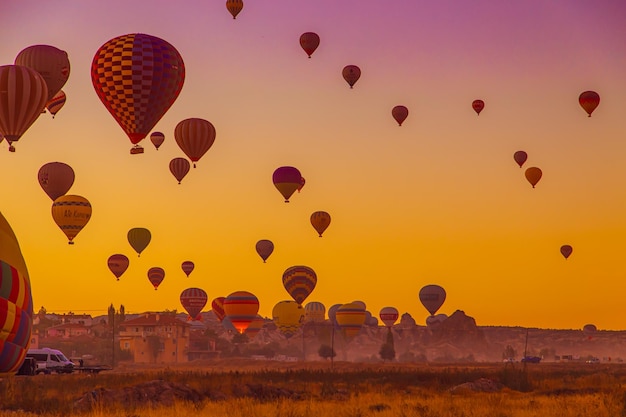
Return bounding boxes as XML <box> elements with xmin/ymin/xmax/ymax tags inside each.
<box><xmin>16</xmin><ymin>357</ymin><xmax>37</xmax><ymax>375</ymax></box>
<box><xmin>25</xmin><ymin>348</ymin><xmax>75</xmax><ymax>374</ymax></box>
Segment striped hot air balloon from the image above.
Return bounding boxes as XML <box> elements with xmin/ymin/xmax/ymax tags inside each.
<box><xmin>379</xmin><ymin>306</ymin><xmax>399</xmax><ymax>328</ymax></box>
<box><xmin>211</xmin><ymin>297</ymin><xmax>226</xmax><ymax>322</ymax></box>
<box><xmin>272</xmin><ymin>300</ymin><xmax>304</xmax><ymax>338</ymax></box>
<box><xmin>51</xmin><ymin>195</ymin><xmax>92</xmax><ymax>244</ymax></box>
<box><xmin>107</xmin><ymin>254</ymin><xmax>129</xmax><ymax>280</ymax></box>
<box><xmin>174</xmin><ymin>118</ymin><xmax>215</xmax><ymax>168</ymax></box>
<box><xmin>150</xmin><ymin>131</ymin><xmax>165</xmax><ymax>150</ymax></box>
<box><xmin>223</xmin><ymin>291</ymin><xmax>259</xmax><ymax>334</ymax></box>
<box><xmin>180</xmin><ymin>287</ymin><xmax>208</xmax><ymax>320</ymax></box>
<box><xmin>15</xmin><ymin>45</ymin><xmax>70</xmax><ymax>101</ymax></box>
<box><xmin>282</xmin><ymin>265</ymin><xmax>317</xmax><ymax>305</ymax></box>
<box><xmin>272</xmin><ymin>166</ymin><xmax>302</xmax><ymax>203</ymax></box>
<box><xmin>0</xmin><ymin>211</ymin><xmax>33</xmax><ymax>377</ymax></box>
<box><xmin>310</xmin><ymin>211</ymin><xmax>331</xmax><ymax>237</ymax></box>
<box><xmin>45</xmin><ymin>90</ymin><xmax>66</xmax><ymax>118</ymax></box>
<box><xmin>304</xmin><ymin>301</ymin><xmax>326</xmax><ymax>323</ymax></box>
<box><xmin>335</xmin><ymin>302</ymin><xmax>366</xmax><ymax>342</ymax></box>
<box><xmin>169</xmin><ymin>157</ymin><xmax>191</xmax><ymax>184</ymax></box>
<box><xmin>91</xmin><ymin>34</ymin><xmax>185</xmax><ymax>153</ymax></box>
<box><xmin>244</xmin><ymin>315</ymin><xmax>264</xmax><ymax>340</ymax></box>
<box><xmin>147</xmin><ymin>267</ymin><xmax>165</xmax><ymax>290</ymax></box>
<box><xmin>226</xmin><ymin>0</ymin><xmax>243</xmax><ymax>19</ymax></box>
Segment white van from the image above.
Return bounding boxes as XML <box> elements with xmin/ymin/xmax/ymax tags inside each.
<box><xmin>25</xmin><ymin>348</ymin><xmax>75</xmax><ymax>374</ymax></box>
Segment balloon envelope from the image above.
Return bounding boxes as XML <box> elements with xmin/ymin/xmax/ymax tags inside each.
<box><xmin>169</xmin><ymin>157</ymin><xmax>191</xmax><ymax>184</ymax></box>
<box><xmin>525</xmin><ymin>167</ymin><xmax>542</xmax><ymax>188</ymax></box>
<box><xmin>147</xmin><ymin>267</ymin><xmax>165</xmax><ymax>290</ymax></box>
<box><xmin>391</xmin><ymin>105</ymin><xmax>409</xmax><ymax>126</ymax></box>
<box><xmin>128</xmin><ymin>227</ymin><xmax>151</xmax><ymax>256</ymax></box>
<box><xmin>15</xmin><ymin>44</ymin><xmax>70</xmax><ymax>101</ymax></box>
<box><xmin>579</xmin><ymin>91</ymin><xmax>600</xmax><ymax>117</ymax></box>
<box><xmin>51</xmin><ymin>195</ymin><xmax>92</xmax><ymax>244</ymax></box>
<box><xmin>310</xmin><ymin>211</ymin><xmax>331</xmax><ymax>237</ymax></box>
<box><xmin>419</xmin><ymin>284</ymin><xmax>446</xmax><ymax>316</ymax></box>
<box><xmin>244</xmin><ymin>315</ymin><xmax>264</xmax><ymax>339</ymax></box>
<box><xmin>107</xmin><ymin>254</ymin><xmax>129</xmax><ymax>280</ymax></box>
<box><xmin>181</xmin><ymin>261</ymin><xmax>195</xmax><ymax>277</ymax></box>
<box><xmin>272</xmin><ymin>300</ymin><xmax>304</xmax><ymax>338</ymax></box>
<box><xmin>255</xmin><ymin>239</ymin><xmax>274</xmax><ymax>262</ymax></box>
<box><xmin>223</xmin><ymin>291</ymin><xmax>259</xmax><ymax>334</ymax></box>
<box><xmin>38</xmin><ymin>162</ymin><xmax>75</xmax><ymax>201</ymax></box>
<box><xmin>91</xmin><ymin>33</ymin><xmax>185</xmax><ymax>148</ymax></box>
<box><xmin>472</xmin><ymin>99</ymin><xmax>484</xmax><ymax>115</ymax></box>
<box><xmin>0</xmin><ymin>211</ymin><xmax>33</xmax><ymax>377</ymax></box>
<box><xmin>226</xmin><ymin>0</ymin><xmax>243</xmax><ymax>19</ymax></box>
<box><xmin>560</xmin><ymin>245</ymin><xmax>573</xmax><ymax>260</ymax></box>
<box><xmin>342</xmin><ymin>65</ymin><xmax>361</xmax><ymax>88</ymax></box>
<box><xmin>45</xmin><ymin>90</ymin><xmax>66</xmax><ymax>118</ymax></box>
<box><xmin>282</xmin><ymin>265</ymin><xmax>317</xmax><ymax>305</ymax></box>
<box><xmin>174</xmin><ymin>118</ymin><xmax>216</xmax><ymax>167</ymax></box>
<box><xmin>304</xmin><ymin>301</ymin><xmax>326</xmax><ymax>323</ymax></box>
<box><xmin>379</xmin><ymin>306</ymin><xmax>399</xmax><ymax>328</ymax></box>
<box><xmin>273</xmin><ymin>166</ymin><xmax>302</xmax><ymax>202</ymax></box>
<box><xmin>513</xmin><ymin>151</ymin><xmax>527</xmax><ymax>168</ymax></box>
<box><xmin>211</xmin><ymin>297</ymin><xmax>226</xmax><ymax>322</ymax></box>
<box><xmin>180</xmin><ymin>287</ymin><xmax>208</xmax><ymax>320</ymax></box>
<box><xmin>335</xmin><ymin>302</ymin><xmax>366</xmax><ymax>342</ymax></box>
<box><xmin>299</xmin><ymin>32</ymin><xmax>320</xmax><ymax>58</ymax></box>
<box><xmin>150</xmin><ymin>132</ymin><xmax>165</xmax><ymax>150</ymax></box>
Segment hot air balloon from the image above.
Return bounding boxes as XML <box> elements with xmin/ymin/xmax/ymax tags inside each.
<box><xmin>223</xmin><ymin>291</ymin><xmax>259</xmax><ymax>334</ymax></box>
<box><xmin>472</xmin><ymin>99</ymin><xmax>484</xmax><ymax>115</ymax></box>
<box><xmin>180</xmin><ymin>287</ymin><xmax>208</xmax><ymax>320</ymax></box>
<box><xmin>255</xmin><ymin>239</ymin><xmax>274</xmax><ymax>262</ymax></box>
<box><xmin>560</xmin><ymin>245</ymin><xmax>573</xmax><ymax>260</ymax></box>
<box><xmin>147</xmin><ymin>267</ymin><xmax>165</xmax><ymax>290</ymax></box>
<box><xmin>391</xmin><ymin>105</ymin><xmax>409</xmax><ymax>126</ymax></box>
<box><xmin>583</xmin><ymin>324</ymin><xmax>597</xmax><ymax>340</ymax></box>
<box><xmin>244</xmin><ymin>315</ymin><xmax>264</xmax><ymax>339</ymax></box>
<box><xmin>212</xmin><ymin>297</ymin><xmax>226</xmax><ymax>322</ymax></box>
<box><xmin>0</xmin><ymin>65</ymin><xmax>48</xmax><ymax>149</ymax></box>
<box><xmin>579</xmin><ymin>91</ymin><xmax>600</xmax><ymax>117</ymax></box>
<box><xmin>272</xmin><ymin>301</ymin><xmax>304</xmax><ymax>338</ymax></box>
<box><xmin>51</xmin><ymin>195</ymin><xmax>92</xmax><ymax>244</ymax></box>
<box><xmin>379</xmin><ymin>307</ymin><xmax>399</xmax><ymax>328</ymax></box>
<box><xmin>282</xmin><ymin>265</ymin><xmax>317</xmax><ymax>305</ymax></box>
<box><xmin>298</xmin><ymin>177</ymin><xmax>305</xmax><ymax>193</ymax></box>
<box><xmin>174</xmin><ymin>118</ymin><xmax>216</xmax><ymax>168</ymax></box>
<box><xmin>419</xmin><ymin>284</ymin><xmax>446</xmax><ymax>316</ymax></box>
<box><xmin>15</xmin><ymin>45</ymin><xmax>70</xmax><ymax>101</ymax></box>
<box><xmin>310</xmin><ymin>211</ymin><xmax>331</xmax><ymax>237</ymax></box>
<box><xmin>169</xmin><ymin>157</ymin><xmax>191</xmax><ymax>184</ymax></box>
<box><xmin>513</xmin><ymin>151</ymin><xmax>527</xmax><ymax>168</ymax></box>
<box><xmin>181</xmin><ymin>261</ymin><xmax>195</xmax><ymax>277</ymax></box>
<box><xmin>0</xmin><ymin>211</ymin><xmax>33</xmax><ymax>377</ymax></box>
<box><xmin>426</xmin><ymin>313</ymin><xmax>447</xmax><ymax>327</ymax></box>
<box><xmin>127</xmin><ymin>227</ymin><xmax>151</xmax><ymax>256</ymax></box>
<box><xmin>37</xmin><ymin>162</ymin><xmax>75</xmax><ymax>201</ymax></box>
<box><xmin>273</xmin><ymin>166</ymin><xmax>302</xmax><ymax>202</ymax></box>
<box><xmin>335</xmin><ymin>302</ymin><xmax>366</xmax><ymax>342</ymax></box>
<box><xmin>107</xmin><ymin>254</ymin><xmax>129</xmax><ymax>281</ymax></box>
<box><xmin>304</xmin><ymin>301</ymin><xmax>326</xmax><ymax>323</ymax></box>
<box><xmin>91</xmin><ymin>34</ymin><xmax>185</xmax><ymax>153</ymax></box>
<box><xmin>45</xmin><ymin>90</ymin><xmax>66</xmax><ymax>118</ymax></box>
<box><xmin>342</xmin><ymin>65</ymin><xmax>361</xmax><ymax>88</ymax></box>
<box><xmin>328</xmin><ymin>304</ymin><xmax>342</xmax><ymax>326</ymax></box>
<box><xmin>525</xmin><ymin>167</ymin><xmax>542</xmax><ymax>188</ymax></box>
<box><xmin>150</xmin><ymin>132</ymin><xmax>165</xmax><ymax>150</ymax></box>
<box><xmin>300</xmin><ymin>32</ymin><xmax>320</xmax><ymax>58</ymax></box>
<box><xmin>226</xmin><ymin>0</ymin><xmax>243</xmax><ymax>19</ymax></box>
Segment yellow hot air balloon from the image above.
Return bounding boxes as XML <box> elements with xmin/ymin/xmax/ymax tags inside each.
<box><xmin>272</xmin><ymin>300</ymin><xmax>304</xmax><ymax>338</ymax></box>
<box><xmin>51</xmin><ymin>195</ymin><xmax>92</xmax><ymax>244</ymax></box>
<box><xmin>128</xmin><ymin>227</ymin><xmax>151</xmax><ymax>256</ymax></box>
<box><xmin>335</xmin><ymin>302</ymin><xmax>366</xmax><ymax>342</ymax></box>
<box><xmin>525</xmin><ymin>167</ymin><xmax>542</xmax><ymax>188</ymax></box>
<box><xmin>15</xmin><ymin>45</ymin><xmax>70</xmax><ymax>101</ymax></box>
<box><xmin>0</xmin><ymin>211</ymin><xmax>33</xmax><ymax>377</ymax></box>
<box><xmin>310</xmin><ymin>211</ymin><xmax>331</xmax><ymax>237</ymax></box>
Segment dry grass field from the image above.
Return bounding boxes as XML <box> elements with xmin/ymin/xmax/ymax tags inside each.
<box><xmin>2</xmin><ymin>360</ymin><xmax>626</xmax><ymax>416</ymax></box>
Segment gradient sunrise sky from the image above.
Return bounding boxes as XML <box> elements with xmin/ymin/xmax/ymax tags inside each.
<box><xmin>1</xmin><ymin>1</ymin><xmax>626</xmax><ymax>330</ymax></box>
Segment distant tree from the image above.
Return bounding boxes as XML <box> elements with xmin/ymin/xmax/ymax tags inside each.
<box><xmin>37</xmin><ymin>306</ymin><xmax>47</xmax><ymax>316</ymax></box>
<box><xmin>503</xmin><ymin>345</ymin><xmax>516</xmax><ymax>361</ymax></box>
<box><xmin>379</xmin><ymin>329</ymin><xmax>396</xmax><ymax>361</ymax></box>
<box><xmin>146</xmin><ymin>335</ymin><xmax>161</xmax><ymax>363</ymax></box>
<box><xmin>118</xmin><ymin>304</ymin><xmax>126</xmax><ymax>323</ymax></box>
<box><xmin>318</xmin><ymin>344</ymin><xmax>336</xmax><ymax>361</ymax></box>
<box><xmin>108</xmin><ymin>304</ymin><xmax>115</xmax><ymax>329</ymax></box>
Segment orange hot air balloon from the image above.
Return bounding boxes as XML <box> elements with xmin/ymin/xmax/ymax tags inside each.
<box><xmin>51</xmin><ymin>195</ymin><xmax>92</xmax><ymax>245</ymax></box>
<box><xmin>342</xmin><ymin>65</ymin><xmax>361</xmax><ymax>88</ymax></box>
<box><xmin>579</xmin><ymin>91</ymin><xmax>600</xmax><ymax>117</ymax></box>
<box><xmin>180</xmin><ymin>287</ymin><xmax>208</xmax><ymax>320</ymax></box>
<box><xmin>181</xmin><ymin>261</ymin><xmax>195</xmax><ymax>277</ymax></box>
<box><xmin>211</xmin><ymin>297</ymin><xmax>226</xmax><ymax>322</ymax></box>
<box><xmin>0</xmin><ymin>65</ymin><xmax>48</xmax><ymax>148</ymax></box>
<box><xmin>150</xmin><ymin>132</ymin><xmax>165</xmax><ymax>150</ymax></box>
<box><xmin>107</xmin><ymin>254</ymin><xmax>129</xmax><ymax>281</ymax></box>
<box><xmin>419</xmin><ymin>284</ymin><xmax>446</xmax><ymax>316</ymax></box>
<box><xmin>560</xmin><ymin>245</ymin><xmax>573</xmax><ymax>260</ymax></box>
<box><xmin>273</xmin><ymin>166</ymin><xmax>302</xmax><ymax>202</ymax></box>
<box><xmin>335</xmin><ymin>302</ymin><xmax>366</xmax><ymax>342</ymax></box>
<box><xmin>282</xmin><ymin>265</ymin><xmax>317</xmax><ymax>305</ymax></box>
<box><xmin>300</xmin><ymin>32</ymin><xmax>320</xmax><ymax>58</ymax></box>
<box><xmin>310</xmin><ymin>211</ymin><xmax>331</xmax><ymax>237</ymax></box>
<box><xmin>169</xmin><ymin>157</ymin><xmax>191</xmax><ymax>184</ymax></box>
<box><xmin>226</xmin><ymin>0</ymin><xmax>243</xmax><ymax>19</ymax></box>
<box><xmin>472</xmin><ymin>99</ymin><xmax>485</xmax><ymax>115</ymax></box>
<box><xmin>127</xmin><ymin>227</ymin><xmax>151</xmax><ymax>256</ymax></box>
<box><xmin>513</xmin><ymin>151</ymin><xmax>527</xmax><ymax>168</ymax></box>
<box><xmin>38</xmin><ymin>162</ymin><xmax>75</xmax><ymax>201</ymax></box>
<box><xmin>525</xmin><ymin>167</ymin><xmax>542</xmax><ymax>188</ymax></box>
<box><xmin>147</xmin><ymin>267</ymin><xmax>165</xmax><ymax>290</ymax></box>
<box><xmin>223</xmin><ymin>291</ymin><xmax>259</xmax><ymax>334</ymax></box>
<box><xmin>391</xmin><ymin>105</ymin><xmax>409</xmax><ymax>126</ymax></box>
<box><xmin>174</xmin><ymin>118</ymin><xmax>216</xmax><ymax>168</ymax></box>
<box><xmin>91</xmin><ymin>34</ymin><xmax>185</xmax><ymax>153</ymax></box>
<box><xmin>45</xmin><ymin>90</ymin><xmax>66</xmax><ymax>118</ymax></box>
<box><xmin>255</xmin><ymin>239</ymin><xmax>274</xmax><ymax>262</ymax></box>
<box><xmin>15</xmin><ymin>45</ymin><xmax>70</xmax><ymax>101</ymax></box>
